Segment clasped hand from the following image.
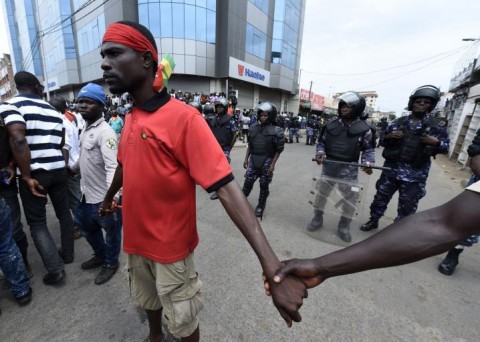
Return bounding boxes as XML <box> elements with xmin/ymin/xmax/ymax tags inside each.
<box><xmin>265</xmin><ymin>271</ymin><xmax>308</xmax><ymax>327</ymax></box>
<box><xmin>263</xmin><ymin>259</ymin><xmax>325</xmax><ymax>325</ymax></box>
<box><xmin>98</xmin><ymin>197</ymin><xmax>118</xmax><ymax>216</ymax></box>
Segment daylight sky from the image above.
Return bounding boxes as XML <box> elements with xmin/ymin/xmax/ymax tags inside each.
<box><xmin>299</xmin><ymin>0</ymin><xmax>480</xmax><ymax>114</ymax></box>
<box><xmin>1</xmin><ymin>0</ymin><xmax>479</xmax><ymax>115</ymax></box>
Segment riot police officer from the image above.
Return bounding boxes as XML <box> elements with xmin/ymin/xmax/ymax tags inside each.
<box><xmin>242</xmin><ymin>102</ymin><xmax>285</xmax><ymax>219</ymax></box>
<box><xmin>188</xmin><ymin>101</ymin><xmax>202</xmax><ymax>114</ymax></box>
<box><xmin>361</xmin><ymin>85</ymin><xmax>449</xmax><ymax>231</ymax></box>
<box><xmin>306</xmin><ymin>115</ymin><xmax>316</xmax><ymax>146</ymax></box>
<box><xmin>376</xmin><ymin>117</ymin><xmax>388</xmax><ymax>147</ymax></box>
<box><xmin>288</xmin><ymin>116</ymin><xmax>301</xmax><ymax>143</ymax></box>
<box><xmin>206</xmin><ymin>97</ymin><xmax>238</xmax><ymax>200</ymax></box>
<box><xmin>307</xmin><ymin>92</ymin><xmax>375</xmax><ymax>242</ymax></box>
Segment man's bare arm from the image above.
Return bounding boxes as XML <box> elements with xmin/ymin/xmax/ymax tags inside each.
<box><xmin>7</xmin><ymin>123</ymin><xmax>44</xmax><ymax>197</ymax></box>
<box><xmin>99</xmin><ymin>164</ymin><xmax>123</xmax><ymax>215</ymax></box>
<box><xmin>271</xmin><ymin>190</ymin><xmax>480</xmax><ymax>288</ymax></box>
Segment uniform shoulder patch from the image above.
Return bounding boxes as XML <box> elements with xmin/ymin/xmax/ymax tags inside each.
<box><xmin>105</xmin><ymin>138</ymin><xmax>117</xmax><ymax>150</ymax></box>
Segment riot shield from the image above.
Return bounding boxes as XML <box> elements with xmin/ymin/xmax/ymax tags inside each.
<box><xmin>304</xmin><ymin>159</ymin><xmax>371</xmax><ymax>247</ymax></box>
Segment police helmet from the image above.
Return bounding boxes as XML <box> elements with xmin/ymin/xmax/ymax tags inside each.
<box><xmin>337</xmin><ymin>91</ymin><xmax>366</xmax><ymax>119</ymax></box>
<box><xmin>407</xmin><ymin>85</ymin><xmax>440</xmax><ymax>112</ymax></box>
<box><xmin>310</xmin><ymin>114</ymin><xmax>317</xmax><ymax>120</ymax></box>
<box><xmin>188</xmin><ymin>101</ymin><xmax>202</xmax><ymax>113</ymax></box>
<box><xmin>214</xmin><ymin>97</ymin><xmax>228</xmax><ymax>108</ymax></box>
<box><xmin>256</xmin><ymin>102</ymin><xmax>278</xmax><ymax>123</ymax></box>
<box><xmin>203</xmin><ymin>103</ymin><xmax>215</xmax><ymax>115</ymax></box>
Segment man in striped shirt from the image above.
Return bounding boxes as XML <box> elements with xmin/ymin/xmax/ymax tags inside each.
<box><xmin>0</xmin><ymin>71</ymin><xmax>74</xmax><ymax>285</ymax></box>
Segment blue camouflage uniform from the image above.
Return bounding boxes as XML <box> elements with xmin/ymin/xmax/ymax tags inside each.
<box><xmin>222</xmin><ymin>116</ymin><xmax>238</xmax><ymax>162</ymax></box>
<box><xmin>313</xmin><ymin>118</ymin><xmax>375</xmax><ymax>218</ymax></box>
<box><xmin>244</xmin><ymin>127</ymin><xmax>284</xmax><ymax>188</ymax></box>
<box><xmin>368</xmin><ymin>114</ymin><xmax>449</xmax><ymax>222</ymax></box>
<box><xmin>288</xmin><ymin>117</ymin><xmax>300</xmax><ymax>143</ymax></box>
<box><xmin>242</xmin><ymin>119</ymin><xmax>285</xmax><ymax>218</ymax></box>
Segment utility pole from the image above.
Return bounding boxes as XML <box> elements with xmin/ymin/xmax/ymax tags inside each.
<box><xmin>39</xmin><ymin>30</ymin><xmax>50</xmax><ymax>101</ymax></box>
<box><xmin>35</xmin><ymin>0</ymin><xmax>50</xmax><ymax>101</ymax></box>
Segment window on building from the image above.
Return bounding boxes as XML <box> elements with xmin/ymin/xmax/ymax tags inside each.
<box><xmin>77</xmin><ymin>14</ymin><xmax>105</xmax><ymax>56</ymax></box>
<box><xmin>271</xmin><ymin>0</ymin><xmax>301</xmax><ymax>70</ymax></box>
<box><xmin>138</xmin><ymin>1</ymin><xmax>216</xmax><ymax>44</ymax></box>
<box><xmin>250</xmin><ymin>0</ymin><xmax>269</xmax><ymax>14</ymax></box>
<box><xmin>246</xmin><ymin>23</ymin><xmax>266</xmax><ymax>59</ymax></box>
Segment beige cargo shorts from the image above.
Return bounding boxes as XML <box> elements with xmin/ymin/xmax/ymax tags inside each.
<box><xmin>127</xmin><ymin>253</ymin><xmax>204</xmax><ymax>337</ymax></box>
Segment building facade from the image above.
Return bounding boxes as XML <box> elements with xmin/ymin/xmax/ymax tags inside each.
<box><xmin>2</xmin><ymin>0</ymin><xmax>306</xmax><ymax>110</ymax></box>
<box><xmin>0</xmin><ymin>54</ymin><xmax>16</xmax><ymax>101</ymax></box>
<box><xmin>444</xmin><ymin>41</ymin><xmax>480</xmax><ymax>167</ymax></box>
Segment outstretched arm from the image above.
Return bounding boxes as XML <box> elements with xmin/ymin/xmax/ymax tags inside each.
<box><xmin>99</xmin><ymin>164</ymin><xmax>123</xmax><ymax>215</ymax></box>
<box><xmin>270</xmin><ymin>189</ymin><xmax>480</xmax><ymax>288</ymax></box>
<box><xmin>7</xmin><ymin>123</ymin><xmax>45</xmax><ymax>197</ymax></box>
<box><xmin>216</xmin><ymin>180</ymin><xmax>307</xmax><ymax>327</ymax></box>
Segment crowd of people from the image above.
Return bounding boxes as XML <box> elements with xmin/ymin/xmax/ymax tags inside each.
<box><xmin>1</xmin><ymin>20</ymin><xmax>480</xmax><ymax>341</ymax></box>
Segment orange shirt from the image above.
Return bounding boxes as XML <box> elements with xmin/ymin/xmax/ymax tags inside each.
<box><xmin>118</xmin><ymin>89</ymin><xmax>233</xmax><ymax>263</ymax></box>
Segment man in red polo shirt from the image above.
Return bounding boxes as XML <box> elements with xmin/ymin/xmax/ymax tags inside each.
<box><xmin>99</xmin><ymin>21</ymin><xmax>306</xmax><ymax>342</ymax></box>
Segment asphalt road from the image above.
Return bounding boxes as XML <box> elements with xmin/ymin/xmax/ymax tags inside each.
<box><xmin>1</xmin><ymin>133</ymin><xmax>479</xmax><ymax>342</ymax></box>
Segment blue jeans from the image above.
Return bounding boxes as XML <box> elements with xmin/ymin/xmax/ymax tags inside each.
<box><xmin>19</xmin><ymin>169</ymin><xmax>74</xmax><ymax>274</ymax></box>
<box><xmin>0</xmin><ymin>196</ymin><xmax>30</xmax><ymax>299</ymax></box>
<box><xmin>76</xmin><ymin>200</ymin><xmax>122</xmax><ymax>266</ymax></box>
<box><xmin>0</xmin><ymin>180</ymin><xmax>28</xmax><ymax>259</ymax></box>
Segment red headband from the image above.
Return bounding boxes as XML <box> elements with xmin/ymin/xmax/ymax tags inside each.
<box><xmin>102</xmin><ymin>23</ymin><xmax>158</xmax><ymax>63</ymax></box>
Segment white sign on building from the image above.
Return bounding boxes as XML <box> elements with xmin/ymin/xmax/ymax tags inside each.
<box><xmin>228</xmin><ymin>57</ymin><xmax>270</xmax><ymax>87</ymax></box>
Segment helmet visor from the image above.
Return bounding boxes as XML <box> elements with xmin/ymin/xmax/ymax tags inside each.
<box><xmin>257</xmin><ymin>102</ymin><xmax>273</xmax><ymax>113</ymax></box>
<box><xmin>338</xmin><ymin>92</ymin><xmax>361</xmax><ymax>107</ymax></box>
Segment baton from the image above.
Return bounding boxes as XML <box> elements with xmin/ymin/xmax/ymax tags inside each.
<box><xmin>311</xmin><ymin>158</ymin><xmax>392</xmax><ymax>171</ymax></box>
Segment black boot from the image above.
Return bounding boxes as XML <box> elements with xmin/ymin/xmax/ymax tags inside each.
<box><xmin>337</xmin><ymin>216</ymin><xmax>352</xmax><ymax>242</ymax></box>
<box><xmin>307</xmin><ymin>210</ymin><xmax>323</xmax><ymax>231</ymax></box>
<box><xmin>255</xmin><ymin>186</ymin><xmax>269</xmax><ymax>220</ymax></box>
<box><xmin>242</xmin><ymin>180</ymin><xmax>254</xmax><ymax>198</ymax></box>
<box><xmin>438</xmin><ymin>248</ymin><xmax>463</xmax><ymax>276</ymax></box>
<box><xmin>296</xmin><ymin>137</ymin><xmax>299</xmax><ymax>143</ymax></box>
<box><xmin>360</xmin><ymin>218</ymin><xmax>379</xmax><ymax>231</ymax></box>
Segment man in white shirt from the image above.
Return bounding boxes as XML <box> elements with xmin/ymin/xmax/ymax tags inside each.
<box><xmin>49</xmin><ymin>97</ymin><xmax>82</xmax><ymax>240</ymax></box>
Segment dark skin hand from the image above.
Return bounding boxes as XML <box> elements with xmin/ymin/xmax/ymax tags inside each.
<box><xmin>243</xmin><ymin>147</ymin><xmax>250</xmax><ymax>169</ymax></box>
<box><xmin>98</xmin><ymin>164</ymin><xmax>123</xmax><ymax>216</ymax></box>
<box><xmin>263</xmin><ymin>189</ymin><xmax>480</xmax><ymax>295</ymax></box>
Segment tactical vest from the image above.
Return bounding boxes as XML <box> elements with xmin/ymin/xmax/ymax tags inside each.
<box><xmin>323</xmin><ymin>119</ymin><xmax>371</xmax><ymax>162</ymax></box>
<box><xmin>207</xmin><ymin>114</ymin><xmax>232</xmax><ymax>150</ymax></box>
<box><xmin>382</xmin><ymin>116</ymin><xmax>439</xmax><ymax>167</ymax></box>
<box><xmin>248</xmin><ymin>123</ymin><xmax>284</xmax><ymax>169</ymax></box>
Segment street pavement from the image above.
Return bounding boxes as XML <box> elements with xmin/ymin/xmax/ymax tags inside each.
<box><xmin>1</xmin><ymin>132</ymin><xmax>479</xmax><ymax>342</ymax></box>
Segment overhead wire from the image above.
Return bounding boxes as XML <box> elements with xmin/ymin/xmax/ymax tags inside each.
<box><xmin>43</xmin><ymin>0</ymin><xmax>110</xmax><ymax>36</ymax></box>
<box><xmin>301</xmin><ymin>44</ymin><xmax>471</xmax><ymax>77</ymax></box>
<box><xmin>21</xmin><ymin>0</ymin><xmax>107</xmax><ymax>71</ymax></box>
<box><xmin>357</xmin><ymin>47</ymin><xmax>466</xmax><ymax>90</ymax></box>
